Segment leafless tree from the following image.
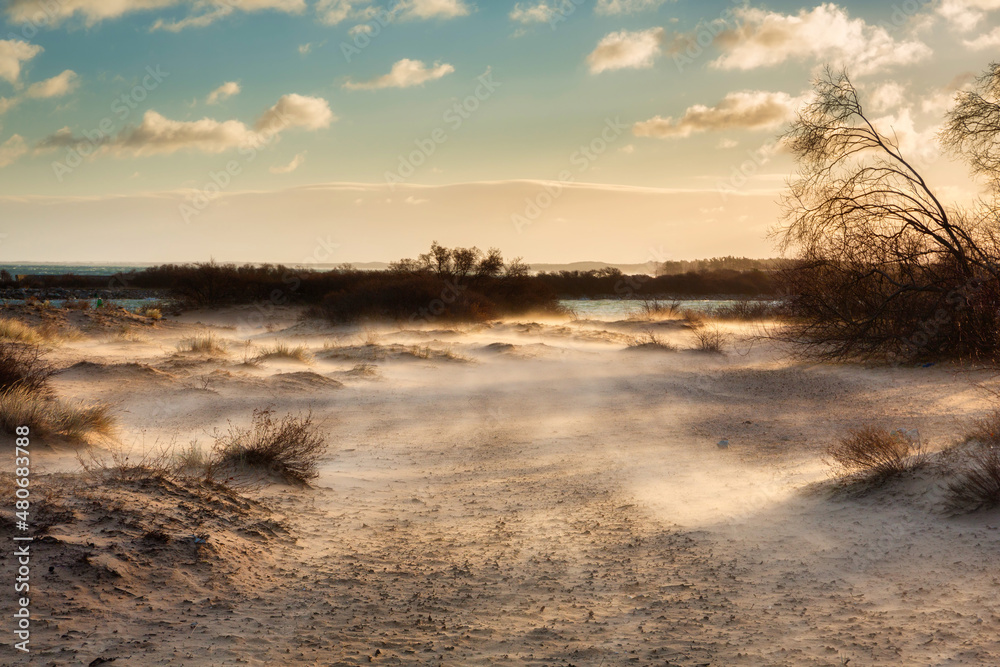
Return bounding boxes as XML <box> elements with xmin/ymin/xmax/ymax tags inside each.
<box><xmin>776</xmin><ymin>67</ymin><xmax>1000</xmax><ymax>362</ymax></box>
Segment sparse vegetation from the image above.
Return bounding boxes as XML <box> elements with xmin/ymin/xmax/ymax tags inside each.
<box><xmin>0</xmin><ymin>318</ymin><xmax>42</xmax><ymax>344</ymax></box>
<box><xmin>946</xmin><ymin>446</ymin><xmax>1000</xmax><ymax>512</ymax></box>
<box><xmin>0</xmin><ymin>341</ymin><xmax>54</xmax><ymax>394</ymax></box>
<box><xmin>627</xmin><ymin>331</ymin><xmax>676</xmax><ymax>351</ymax></box>
<box><xmin>178</xmin><ymin>334</ymin><xmax>228</xmax><ymax>355</ymax></box>
<box><xmin>213</xmin><ymin>408</ymin><xmax>326</xmax><ymax>484</ymax></box>
<box><xmin>691</xmin><ymin>326</ymin><xmax>727</xmax><ymax>353</ymax></box>
<box><xmin>254</xmin><ymin>343</ymin><xmax>313</xmax><ymax>363</ymax></box>
<box><xmin>0</xmin><ymin>386</ymin><xmax>114</xmax><ymax>441</ymax></box>
<box><xmin>826</xmin><ymin>426</ymin><xmax>924</xmax><ymax>481</ymax></box>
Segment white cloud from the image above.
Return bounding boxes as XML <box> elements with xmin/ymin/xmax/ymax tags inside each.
<box><xmin>594</xmin><ymin>0</ymin><xmax>669</xmax><ymax>15</ymax></box>
<box><xmin>710</xmin><ymin>4</ymin><xmax>932</xmax><ymax>76</ymax></box>
<box><xmin>0</xmin><ymin>97</ymin><xmax>19</xmax><ymax>115</ymax></box>
<box><xmin>24</xmin><ymin>70</ymin><xmax>79</xmax><ymax>99</ymax></box>
<box><xmin>256</xmin><ymin>94</ymin><xmax>336</xmax><ymax>131</ymax></box>
<box><xmin>509</xmin><ymin>2</ymin><xmax>557</xmax><ymax>24</ymax></box>
<box><xmin>270</xmin><ymin>151</ymin><xmax>307</xmax><ymax>174</ymax></box>
<box><xmin>0</xmin><ymin>134</ymin><xmax>27</xmax><ymax>167</ymax></box>
<box><xmin>633</xmin><ymin>90</ymin><xmax>805</xmax><ymax>139</ymax></box>
<box><xmin>394</xmin><ymin>0</ymin><xmax>470</xmax><ymax>20</ymax></box>
<box><xmin>343</xmin><ymin>58</ymin><xmax>454</xmax><ymax>90</ymax></box>
<box><xmin>316</xmin><ymin>0</ymin><xmax>372</xmax><ymax>25</ymax></box>
<box><xmin>299</xmin><ymin>42</ymin><xmax>314</xmax><ymax>54</ymax></box>
<box><xmin>938</xmin><ymin>0</ymin><xmax>1000</xmax><ymax>30</ymax></box>
<box><xmin>206</xmin><ymin>81</ymin><xmax>240</xmax><ymax>105</ymax></box>
<box><xmin>6</xmin><ymin>0</ymin><xmax>306</xmax><ymax>30</ymax></box>
<box><xmin>36</xmin><ymin>94</ymin><xmax>334</xmax><ymax>157</ymax></box>
<box><xmin>0</xmin><ymin>39</ymin><xmax>42</xmax><ymax>84</ymax></box>
<box><xmin>964</xmin><ymin>24</ymin><xmax>1000</xmax><ymax>48</ymax></box>
<box><xmin>872</xmin><ymin>108</ymin><xmax>941</xmax><ymax>161</ymax></box>
<box><xmin>587</xmin><ymin>28</ymin><xmax>664</xmax><ymax>74</ymax></box>
<box><xmin>868</xmin><ymin>81</ymin><xmax>906</xmax><ymax>112</ymax></box>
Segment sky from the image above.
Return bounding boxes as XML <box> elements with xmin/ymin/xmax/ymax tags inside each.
<box><xmin>0</xmin><ymin>0</ymin><xmax>998</xmax><ymax>264</ymax></box>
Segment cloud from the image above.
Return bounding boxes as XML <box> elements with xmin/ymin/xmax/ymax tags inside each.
<box><xmin>938</xmin><ymin>0</ymin><xmax>1000</xmax><ymax>30</ymax></box>
<box><xmin>36</xmin><ymin>94</ymin><xmax>334</xmax><ymax>157</ymax></box>
<box><xmin>270</xmin><ymin>151</ymin><xmax>307</xmax><ymax>174</ymax></box>
<box><xmin>872</xmin><ymin>108</ymin><xmax>941</xmax><ymax>161</ymax></box>
<box><xmin>964</xmin><ymin>24</ymin><xmax>1000</xmax><ymax>48</ymax></box>
<box><xmin>394</xmin><ymin>0</ymin><xmax>470</xmax><ymax>20</ymax></box>
<box><xmin>6</xmin><ymin>0</ymin><xmax>306</xmax><ymax>30</ymax></box>
<box><xmin>0</xmin><ymin>134</ymin><xmax>27</xmax><ymax>167</ymax></box>
<box><xmin>594</xmin><ymin>0</ymin><xmax>669</xmax><ymax>15</ymax></box>
<box><xmin>24</xmin><ymin>70</ymin><xmax>79</xmax><ymax>99</ymax></box>
<box><xmin>509</xmin><ymin>2</ymin><xmax>558</xmax><ymax>24</ymax></box>
<box><xmin>0</xmin><ymin>39</ymin><xmax>42</xmax><ymax>84</ymax></box>
<box><xmin>299</xmin><ymin>42</ymin><xmax>314</xmax><ymax>54</ymax></box>
<box><xmin>868</xmin><ymin>81</ymin><xmax>906</xmax><ymax>112</ymax></box>
<box><xmin>709</xmin><ymin>4</ymin><xmax>932</xmax><ymax>76</ymax></box>
<box><xmin>587</xmin><ymin>28</ymin><xmax>664</xmax><ymax>74</ymax></box>
<box><xmin>633</xmin><ymin>90</ymin><xmax>805</xmax><ymax>139</ymax></box>
<box><xmin>255</xmin><ymin>94</ymin><xmax>336</xmax><ymax>131</ymax></box>
<box><xmin>343</xmin><ymin>58</ymin><xmax>454</xmax><ymax>90</ymax></box>
<box><xmin>316</xmin><ymin>0</ymin><xmax>374</xmax><ymax>25</ymax></box>
<box><xmin>206</xmin><ymin>81</ymin><xmax>241</xmax><ymax>105</ymax></box>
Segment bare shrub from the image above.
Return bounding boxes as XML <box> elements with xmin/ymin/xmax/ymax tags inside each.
<box><xmin>946</xmin><ymin>446</ymin><xmax>1000</xmax><ymax>512</ymax></box>
<box><xmin>692</xmin><ymin>326</ymin><xmax>727</xmax><ymax>353</ymax></box>
<box><xmin>632</xmin><ymin>299</ymin><xmax>682</xmax><ymax>321</ymax></box>
<box><xmin>627</xmin><ymin>331</ymin><xmax>677</xmax><ymax>351</ymax></box>
<box><xmin>0</xmin><ymin>342</ymin><xmax>53</xmax><ymax>394</ymax></box>
<box><xmin>827</xmin><ymin>426</ymin><xmax>923</xmax><ymax>480</ymax></box>
<box><xmin>213</xmin><ymin>408</ymin><xmax>326</xmax><ymax>484</ymax></box>
<box><xmin>78</xmin><ymin>441</ymin><xmax>178</xmax><ymax>483</ymax></box>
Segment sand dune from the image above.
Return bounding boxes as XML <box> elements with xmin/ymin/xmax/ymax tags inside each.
<box><xmin>7</xmin><ymin>307</ymin><xmax>1000</xmax><ymax>665</ymax></box>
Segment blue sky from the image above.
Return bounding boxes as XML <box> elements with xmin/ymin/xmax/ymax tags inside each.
<box><xmin>0</xmin><ymin>0</ymin><xmax>998</xmax><ymax>263</ymax></box>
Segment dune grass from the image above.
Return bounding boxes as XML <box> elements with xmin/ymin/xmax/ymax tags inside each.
<box><xmin>0</xmin><ymin>318</ymin><xmax>42</xmax><ymax>344</ymax></box>
<box><xmin>254</xmin><ymin>343</ymin><xmax>313</xmax><ymax>363</ymax></box>
<box><xmin>0</xmin><ymin>386</ymin><xmax>114</xmax><ymax>442</ymax></box>
<box><xmin>178</xmin><ymin>334</ymin><xmax>228</xmax><ymax>356</ymax></box>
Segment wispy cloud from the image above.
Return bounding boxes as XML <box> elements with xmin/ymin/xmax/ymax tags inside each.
<box><xmin>270</xmin><ymin>151</ymin><xmax>307</xmax><ymax>174</ymax></box>
<box><xmin>594</xmin><ymin>0</ymin><xmax>670</xmax><ymax>15</ymax></box>
<box><xmin>343</xmin><ymin>58</ymin><xmax>454</xmax><ymax>90</ymax></box>
<box><xmin>206</xmin><ymin>81</ymin><xmax>241</xmax><ymax>105</ymax></box>
<box><xmin>0</xmin><ymin>39</ymin><xmax>42</xmax><ymax>84</ymax></box>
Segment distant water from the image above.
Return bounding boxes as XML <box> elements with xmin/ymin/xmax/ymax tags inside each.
<box><xmin>0</xmin><ymin>264</ymin><xmax>155</xmax><ymax>276</ymax></box>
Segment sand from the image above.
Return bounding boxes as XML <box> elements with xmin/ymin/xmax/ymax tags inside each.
<box><xmin>5</xmin><ymin>306</ymin><xmax>1000</xmax><ymax>665</ymax></box>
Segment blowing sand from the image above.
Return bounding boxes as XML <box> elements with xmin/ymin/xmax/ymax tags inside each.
<box><xmin>5</xmin><ymin>307</ymin><xmax>1000</xmax><ymax>665</ymax></box>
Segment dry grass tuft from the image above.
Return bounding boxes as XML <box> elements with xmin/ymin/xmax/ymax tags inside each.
<box><xmin>0</xmin><ymin>318</ymin><xmax>41</xmax><ymax>344</ymax></box>
<box><xmin>178</xmin><ymin>334</ymin><xmax>228</xmax><ymax>355</ymax></box>
<box><xmin>827</xmin><ymin>425</ymin><xmax>924</xmax><ymax>481</ymax></box>
<box><xmin>254</xmin><ymin>343</ymin><xmax>313</xmax><ymax>363</ymax></box>
<box><xmin>946</xmin><ymin>446</ymin><xmax>1000</xmax><ymax>512</ymax></box>
<box><xmin>213</xmin><ymin>408</ymin><xmax>327</xmax><ymax>485</ymax></box>
<box><xmin>0</xmin><ymin>386</ymin><xmax>114</xmax><ymax>442</ymax></box>
<box><xmin>627</xmin><ymin>331</ymin><xmax>677</xmax><ymax>351</ymax></box>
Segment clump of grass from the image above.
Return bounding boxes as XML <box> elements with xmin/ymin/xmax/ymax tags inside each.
<box><xmin>632</xmin><ymin>299</ymin><xmax>683</xmax><ymax>321</ymax></box>
<box><xmin>178</xmin><ymin>334</ymin><xmax>228</xmax><ymax>355</ymax></box>
<box><xmin>946</xmin><ymin>446</ymin><xmax>1000</xmax><ymax>512</ymax></box>
<box><xmin>254</xmin><ymin>343</ymin><xmax>313</xmax><ymax>363</ymax></box>
<box><xmin>691</xmin><ymin>326</ymin><xmax>727</xmax><ymax>353</ymax></box>
<box><xmin>174</xmin><ymin>441</ymin><xmax>216</xmax><ymax>480</ymax></box>
<box><xmin>139</xmin><ymin>306</ymin><xmax>163</xmax><ymax>320</ymax></box>
<box><xmin>826</xmin><ymin>425</ymin><xmax>924</xmax><ymax>481</ymax></box>
<box><xmin>0</xmin><ymin>386</ymin><xmax>114</xmax><ymax>442</ymax></box>
<box><xmin>0</xmin><ymin>342</ymin><xmax>53</xmax><ymax>394</ymax></box>
<box><xmin>0</xmin><ymin>318</ymin><xmax>41</xmax><ymax>344</ymax></box>
<box><xmin>213</xmin><ymin>408</ymin><xmax>326</xmax><ymax>485</ymax></box>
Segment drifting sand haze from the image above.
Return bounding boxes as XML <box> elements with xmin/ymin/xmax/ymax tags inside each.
<box><xmin>7</xmin><ymin>305</ymin><xmax>1000</xmax><ymax>665</ymax></box>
